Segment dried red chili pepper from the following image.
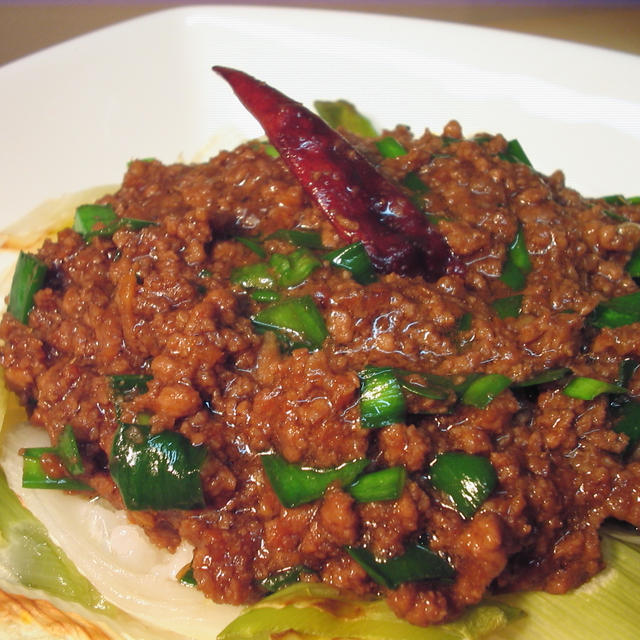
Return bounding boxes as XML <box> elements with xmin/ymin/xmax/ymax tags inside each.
<box><xmin>213</xmin><ymin>66</ymin><xmax>463</xmax><ymax>280</ymax></box>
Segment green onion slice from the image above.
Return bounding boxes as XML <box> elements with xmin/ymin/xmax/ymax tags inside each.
<box><xmin>7</xmin><ymin>251</ymin><xmax>48</xmax><ymax>324</ymax></box>
<box><xmin>251</xmin><ymin>295</ymin><xmax>328</xmax><ymax>352</ymax></box>
<box><xmin>314</xmin><ymin>100</ymin><xmax>377</xmax><ymax>138</ymax></box>
<box><xmin>110</xmin><ymin>423</ymin><xmax>207</xmax><ymax>510</ymax></box>
<box><xmin>261</xmin><ymin>454</ymin><xmax>369</xmax><ymax>508</ymax></box>
<box><xmin>178</xmin><ymin>565</ymin><xmax>197</xmax><ymax>587</ymax></box>
<box><xmin>235</xmin><ymin>236</ymin><xmax>267</xmax><ymax>258</ymax></box>
<box><xmin>401</xmin><ymin>171</ymin><xmax>430</xmax><ymax>194</ymax></box>
<box><xmin>359</xmin><ymin>366</ymin><xmax>407</xmax><ymax>429</ymax></box>
<box><xmin>625</xmin><ymin>248</ymin><xmax>640</xmax><ymax>279</ymax></box>
<box><xmin>231</xmin><ymin>262</ymin><xmax>276</xmax><ymax>289</ymax></box>
<box><xmin>498</xmin><ymin>139</ymin><xmax>533</xmax><ymax>167</ymax></box>
<box><xmin>500</xmin><ymin>225</ymin><xmax>531</xmax><ymax>291</ymax></box>
<box><xmin>21</xmin><ymin>424</ymin><xmax>87</xmax><ymax>490</ymax></box>
<box><xmin>73</xmin><ymin>203</ymin><xmax>157</xmax><ymax>239</ymax></box>
<box><xmin>563</xmin><ymin>377</ymin><xmax>627</xmax><ymax>401</ymax></box>
<box><xmin>346</xmin><ymin>542</ymin><xmax>455</xmax><ymax>589</ymax></box>
<box><xmin>429</xmin><ymin>452</ymin><xmax>497</xmax><ymax>519</ymax></box>
<box><xmin>21</xmin><ymin>454</ymin><xmax>92</xmax><ymax>492</ymax></box>
<box><xmin>457</xmin><ymin>312</ymin><xmax>472</xmax><ymax>332</ymax></box>
<box><xmin>269</xmin><ymin>248</ymin><xmax>321</xmax><ymax>288</ymax></box>
<box><xmin>512</xmin><ymin>367</ymin><xmax>572</xmax><ymax>388</ymax></box>
<box><xmin>267</xmin><ymin>229</ymin><xmax>324</xmax><ymax>249</ymax></box>
<box><xmin>376</xmin><ymin>137</ymin><xmax>407</xmax><ymax>158</ymax></box>
<box><xmin>325</xmin><ymin>242</ymin><xmax>377</xmax><ymax>285</ymax></box>
<box><xmin>613</xmin><ymin>401</ymin><xmax>640</xmax><ymax>453</ymax></box>
<box><xmin>251</xmin><ymin>289</ymin><xmax>281</xmax><ymax>303</ymax></box>
<box><xmin>259</xmin><ymin>565</ymin><xmax>314</xmax><ymax>594</ymax></box>
<box><xmin>110</xmin><ymin>374</ymin><xmax>152</xmax><ymax>396</ymax></box>
<box><xmin>492</xmin><ymin>294</ymin><xmax>523</xmax><ymax>319</ymax></box>
<box><xmin>588</xmin><ymin>291</ymin><xmax>640</xmax><ymax>328</ymax></box>
<box><xmin>460</xmin><ymin>374</ymin><xmax>512</xmax><ymax>408</ymax></box>
<box><xmin>347</xmin><ymin>467</ymin><xmax>406</xmax><ymax>503</ymax></box>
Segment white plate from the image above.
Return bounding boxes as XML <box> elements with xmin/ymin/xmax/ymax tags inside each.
<box><xmin>1</xmin><ymin>4</ymin><xmax>640</xmax><ymax>229</ymax></box>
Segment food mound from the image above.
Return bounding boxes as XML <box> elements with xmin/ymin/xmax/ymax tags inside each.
<box><xmin>1</xmin><ymin>69</ymin><xmax>640</xmax><ymax>628</ymax></box>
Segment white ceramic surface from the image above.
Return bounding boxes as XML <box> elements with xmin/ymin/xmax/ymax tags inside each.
<box><xmin>1</xmin><ymin>4</ymin><xmax>639</xmax><ymax>229</ymax></box>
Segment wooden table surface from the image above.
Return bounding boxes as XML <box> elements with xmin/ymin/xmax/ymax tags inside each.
<box><xmin>1</xmin><ymin>2</ymin><xmax>640</xmax><ymax>68</ymax></box>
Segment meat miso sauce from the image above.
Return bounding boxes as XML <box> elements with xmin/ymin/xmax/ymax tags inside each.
<box><xmin>1</xmin><ymin>69</ymin><xmax>640</xmax><ymax>629</ymax></box>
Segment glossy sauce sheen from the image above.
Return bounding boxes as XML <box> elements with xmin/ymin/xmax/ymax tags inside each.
<box><xmin>1</xmin><ymin>122</ymin><xmax>640</xmax><ymax>626</ymax></box>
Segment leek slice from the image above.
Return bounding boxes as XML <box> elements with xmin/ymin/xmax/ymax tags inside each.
<box><xmin>218</xmin><ymin>582</ymin><xmax>520</xmax><ymax>640</ymax></box>
<box><xmin>491</xmin><ymin>534</ymin><xmax>640</xmax><ymax>640</ymax></box>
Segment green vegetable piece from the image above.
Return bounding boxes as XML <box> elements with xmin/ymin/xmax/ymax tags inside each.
<box><xmin>267</xmin><ymin>229</ymin><xmax>324</xmax><ymax>249</ymax></box>
<box><xmin>401</xmin><ymin>171</ymin><xmax>430</xmax><ymax>194</ymax></box>
<box><xmin>430</xmin><ymin>452</ymin><xmax>497</xmax><ymax>518</ymax></box>
<box><xmin>251</xmin><ymin>289</ymin><xmax>281</xmax><ymax>303</ymax></box>
<box><xmin>347</xmin><ymin>466</ymin><xmax>406</xmax><ymax>503</ymax></box>
<box><xmin>376</xmin><ymin>136</ymin><xmax>407</xmax><ymax>158</ymax></box>
<box><xmin>269</xmin><ymin>248</ymin><xmax>321</xmax><ymax>287</ymax></box>
<box><xmin>251</xmin><ymin>295</ymin><xmax>328</xmax><ymax>351</ymax></box>
<box><xmin>21</xmin><ymin>454</ymin><xmax>92</xmax><ymax>492</ymax></box>
<box><xmin>178</xmin><ymin>565</ymin><xmax>197</xmax><ymax>587</ymax></box>
<box><xmin>7</xmin><ymin>251</ymin><xmax>48</xmax><ymax>324</ymax></box>
<box><xmin>262</xmin><ymin>142</ymin><xmax>280</xmax><ymax>158</ymax></box>
<box><xmin>314</xmin><ymin>99</ymin><xmax>378</xmax><ymax>137</ymax></box>
<box><xmin>325</xmin><ymin>242</ymin><xmax>377</xmax><ymax>285</ymax></box>
<box><xmin>625</xmin><ymin>248</ymin><xmax>640</xmax><ymax>278</ymax></box>
<box><xmin>0</xmin><ymin>468</ymin><xmax>110</xmax><ymax>612</ymax></box>
<box><xmin>457</xmin><ymin>312</ymin><xmax>472</xmax><ymax>331</ymax></box>
<box><xmin>259</xmin><ymin>565</ymin><xmax>313</xmax><ymax>594</ymax></box>
<box><xmin>563</xmin><ymin>377</ymin><xmax>627</xmax><ymax>401</ymax></box>
<box><xmin>346</xmin><ymin>542</ymin><xmax>455</xmax><ymax>590</ymax></box>
<box><xmin>602</xmin><ymin>194</ymin><xmax>628</xmax><ymax>206</ymax></box>
<box><xmin>492</xmin><ymin>294</ymin><xmax>523</xmax><ymax>319</ymax></box>
<box><xmin>110</xmin><ymin>423</ymin><xmax>207</xmax><ymax>510</ymax></box>
<box><xmin>73</xmin><ymin>203</ymin><xmax>156</xmax><ymax>239</ymax></box>
<box><xmin>613</xmin><ymin>400</ymin><xmax>640</xmax><ymax>452</ymax></box>
<box><xmin>110</xmin><ymin>374</ymin><xmax>152</xmax><ymax>396</ymax></box>
<box><xmin>236</xmin><ymin>236</ymin><xmax>267</xmax><ymax>258</ymax></box>
<box><xmin>218</xmin><ymin>581</ymin><xmax>520</xmax><ymax>640</ymax></box>
<box><xmin>231</xmin><ymin>262</ymin><xmax>276</xmax><ymax>289</ymax></box>
<box><xmin>512</xmin><ymin>367</ymin><xmax>572</xmax><ymax>388</ymax></box>
<box><xmin>499</xmin><ymin>139</ymin><xmax>533</xmax><ymax>167</ymax></box>
<box><xmin>261</xmin><ymin>453</ymin><xmax>369</xmax><ymax>508</ymax></box>
<box><xmin>500</xmin><ymin>225</ymin><xmax>531</xmax><ymax>291</ymax></box>
<box><xmin>359</xmin><ymin>366</ymin><xmax>407</xmax><ymax>429</ymax></box>
<box><xmin>21</xmin><ymin>424</ymin><xmax>87</xmax><ymax>489</ymax></box>
<box><xmin>588</xmin><ymin>291</ymin><xmax>640</xmax><ymax>328</ymax></box>
<box><xmin>604</xmin><ymin>209</ymin><xmax>628</xmax><ymax>223</ymax></box>
<box><xmin>73</xmin><ymin>203</ymin><xmax>117</xmax><ymax>236</ymax></box>
<box><xmin>461</xmin><ymin>374</ymin><xmax>512</xmax><ymax>408</ymax></box>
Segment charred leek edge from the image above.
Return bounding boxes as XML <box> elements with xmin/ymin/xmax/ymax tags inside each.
<box><xmin>218</xmin><ymin>582</ymin><xmax>521</xmax><ymax>640</ymax></box>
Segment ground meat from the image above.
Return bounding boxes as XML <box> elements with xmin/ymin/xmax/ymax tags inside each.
<box><xmin>2</xmin><ymin>121</ymin><xmax>639</xmax><ymax>626</ymax></box>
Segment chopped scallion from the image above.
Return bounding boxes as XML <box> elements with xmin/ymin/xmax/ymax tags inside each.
<box><xmin>22</xmin><ymin>454</ymin><xmax>91</xmax><ymax>492</ymax></box>
<box><xmin>429</xmin><ymin>452</ymin><xmax>497</xmax><ymax>518</ymax></box>
<box><xmin>7</xmin><ymin>251</ymin><xmax>48</xmax><ymax>324</ymax></box>
<box><xmin>231</xmin><ymin>262</ymin><xmax>276</xmax><ymax>289</ymax></box>
<box><xmin>236</xmin><ymin>236</ymin><xmax>267</xmax><ymax>258</ymax></box>
<box><xmin>110</xmin><ymin>374</ymin><xmax>152</xmax><ymax>396</ymax></box>
<box><xmin>261</xmin><ymin>454</ymin><xmax>369</xmax><ymax>508</ymax></box>
<box><xmin>563</xmin><ymin>377</ymin><xmax>627</xmax><ymax>401</ymax></box>
<box><xmin>401</xmin><ymin>171</ymin><xmax>430</xmax><ymax>194</ymax></box>
<box><xmin>269</xmin><ymin>248</ymin><xmax>321</xmax><ymax>288</ymax></box>
<box><xmin>491</xmin><ymin>294</ymin><xmax>523</xmax><ymax>319</ymax></box>
<box><xmin>347</xmin><ymin>466</ymin><xmax>406</xmax><ymax>503</ymax></box>
<box><xmin>267</xmin><ymin>229</ymin><xmax>324</xmax><ymax>249</ymax></box>
<box><xmin>73</xmin><ymin>203</ymin><xmax>157</xmax><ymax>240</ymax></box>
<box><xmin>325</xmin><ymin>242</ymin><xmax>376</xmax><ymax>285</ymax></box>
<box><xmin>346</xmin><ymin>542</ymin><xmax>455</xmax><ymax>589</ymax></box>
<box><xmin>461</xmin><ymin>374</ymin><xmax>512</xmax><ymax>408</ymax></box>
<box><xmin>314</xmin><ymin>100</ymin><xmax>378</xmax><ymax>138</ymax></box>
<box><xmin>110</xmin><ymin>423</ymin><xmax>207</xmax><ymax>510</ymax></box>
<box><xmin>498</xmin><ymin>139</ymin><xmax>532</xmax><ymax>167</ymax></box>
<box><xmin>259</xmin><ymin>565</ymin><xmax>314</xmax><ymax>594</ymax></box>
<box><xmin>376</xmin><ymin>137</ymin><xmax>407</xmax><ymax>158</ymax></box>
<box><xmin>588</xmin><ymin>291</ymin><xmax>640</xmax><ymax>328</ymax></box>
<box><xmin>359</xmin><ymin>366</ymin><xmax>406</xmax><ymax>429</ymax></box>
<box><xmin>251</xmin><ymin>295</ymin><xmax>328</xmax><ymax>351</ymax></box>
<box><xmin>512</xmin><ymin>367</ymin><xmax>572</xmax><ymax>388</ymax></box>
